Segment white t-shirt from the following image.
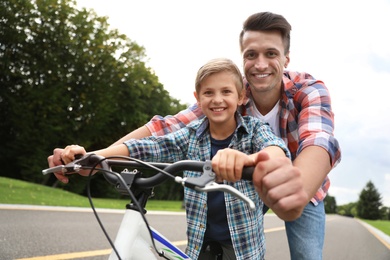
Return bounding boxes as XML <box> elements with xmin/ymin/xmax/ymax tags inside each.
<box><xmin>252</xmin><ymin>100</ymin><xmax>280</xmax><ymax>137</ymax></box>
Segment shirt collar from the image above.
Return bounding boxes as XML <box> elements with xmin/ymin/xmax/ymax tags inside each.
<box><xmin>187</xmin><ymin>112</ymin><xmax>249</xmax><ymax>138</ymax></box>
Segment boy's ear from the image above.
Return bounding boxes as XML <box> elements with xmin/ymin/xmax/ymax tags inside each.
<box><xmin>237</xmin><ymin>89</ymin><xmax>245</xmax><ymax>106</ymax></box>
<box><xmin>193</xmin><ymin>91</ymin><xmax>200</xmax><ymax>104</ymax></box>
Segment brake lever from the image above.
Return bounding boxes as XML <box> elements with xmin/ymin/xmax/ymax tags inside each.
<box><xmin>42</xmin><ymin>153</ymin><xmax>95</xmax><ymax>175</ymax></box>
<box><xmin>175</xmin><ymin>160</ymin><xmax>215</xmax><ymax>189</ymax></box>
<box><xmin>174</xmin><ymin>160</ymin><xmax>255</xmax><ymax>210</ymax></box>
<box><xmin>196</xmin><ymin>183</ymin><xmax>255</xmax><ymax>210</ymax></box>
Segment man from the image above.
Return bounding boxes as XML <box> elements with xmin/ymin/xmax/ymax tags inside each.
<box><xmin>49</xmin><ymin>12</ymin><xmax>341</xmax><ymax>260</ymax></box>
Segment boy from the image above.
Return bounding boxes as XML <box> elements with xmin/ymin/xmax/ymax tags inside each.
<box><xmin>59</xmin><ymin>58</ymin><xmax>291</xmax><ymax>259</ymax></box>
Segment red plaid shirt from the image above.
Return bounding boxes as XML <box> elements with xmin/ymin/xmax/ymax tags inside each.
<box><xmin>145</xmin><ymin>71</ymin><xmax>341</xmax><ymax>204</ymax></box>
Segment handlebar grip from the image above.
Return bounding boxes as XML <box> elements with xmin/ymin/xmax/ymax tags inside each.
<box><xmin>242</xmin><ymin>167</ymin><xmax>255</xmax><ymax>180</ymax></box>
<box><xmin>74</xmin><ymin>154</ymin><xmax>83</xmax><ymax>160</ymax></box>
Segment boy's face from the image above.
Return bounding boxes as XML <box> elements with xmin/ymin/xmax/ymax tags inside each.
<box><xmin>194</xmin><ymin>71</ymin><xmax>243</xmax><ymax>132</ymax></box>
<box><xmin>241</xmin><ymin>30</ymin><xmax>290</xmax><ymax>95</ymax></box>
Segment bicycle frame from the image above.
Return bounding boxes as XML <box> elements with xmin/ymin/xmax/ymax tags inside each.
<box><xmin>109</xmin><ymin>209</ymin><xmax>190</xmax><ymax>260</ymax></box>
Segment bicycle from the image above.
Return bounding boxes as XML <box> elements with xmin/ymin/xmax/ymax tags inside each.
<box><xmin>42</xmin><ymin>153</ymin><xmax>255</xmax><ymax>260</ymax></box>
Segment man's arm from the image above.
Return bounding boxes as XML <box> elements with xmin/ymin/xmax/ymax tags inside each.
<box><xmin>111</xmin><ymin>104</ymin><xmax>204</xmax><ymax>146</ymax></box>
<box><xmin>110</xmin><ymin>126</ymin><xmax>151</xmax><ymax>146</ymax></box>
<box><xmin>287</xmin><ymin>75</ymin><xmax>341</xmax><ymax>205</ymax></box>
<box><xmin>293</xmin><ymin>146</ymin><xmax>332</xmax><ymax>200</ymax></box>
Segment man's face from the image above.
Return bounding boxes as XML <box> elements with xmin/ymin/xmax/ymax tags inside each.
<box><xmin>241</xmin><ymin>30</ymin><xmax>290</xmax><ymax>94</ymax></box>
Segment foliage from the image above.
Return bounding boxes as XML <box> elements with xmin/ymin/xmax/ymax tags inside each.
<box><xmin>380</xmin><ymin>206</ymin><xmax>390</xmax><ymax>220</ymax></box>
<box><xmin>0</xmin><ymin>0</ymin><xmax>186</xmax><ymax>198</ymax></box>
<box><xmin>337</xmin><ymin>202</ymin><xmax>357</xmax><ymax>217</ymax></box>
<box><xmin>324</xmin><ymin>194</ymin><xmax>337</xmax><ymax>214</ymax></box>
<box><xmin>357</xmin><ymin>180</ymin><xmax>383</xmax><ymax>220</ymax></box>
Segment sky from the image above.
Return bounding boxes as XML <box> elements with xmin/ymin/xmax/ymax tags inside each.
<box><xmin>76</xmin><ymin>0</ymin><xmax>390</xmax><ymax>206</ymax></box>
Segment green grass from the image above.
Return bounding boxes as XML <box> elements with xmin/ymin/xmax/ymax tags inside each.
<box><xmin>0</xmin><ymin>176</ymin><xmax>184</xmax><ymax>211</ymax></box>
<box><xmin>361</xmin><ymin>219</ymin><xmax>390</xmax><ymax>236</ymax></box>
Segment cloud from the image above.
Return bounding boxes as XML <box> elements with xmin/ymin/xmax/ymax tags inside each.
<box><xmin>369</xmin><ymin>55</ymin><xmax>390</xmax><ymax>73</ymax></box>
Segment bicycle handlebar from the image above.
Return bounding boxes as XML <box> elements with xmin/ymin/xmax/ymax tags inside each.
<box><xmin>42</xmin><ymin>153</ymin><xmax>256</xmax><ymax>209</ymax></box>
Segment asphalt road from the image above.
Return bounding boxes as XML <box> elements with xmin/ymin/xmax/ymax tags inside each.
<box><xmin>0</xmin><ymin>204</ymin><xmax>389</xmax><ymax>259</ymax></box>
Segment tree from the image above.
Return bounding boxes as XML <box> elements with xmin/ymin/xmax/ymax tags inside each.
<box><xmin>380</xmin><ymin>206</ymin><xmax>390</xmax><ymax>220</ymax></box>
<box><xmin>324</xmin><ymin>194</ymin><xmax>337</xmax><ymax>214</ymax></box>
<box><xmin>356</xmin><ymin>181</ymin><xmax>382</xmax><ymax>220</ymax></box>
<box><xmin>337</xmin><ymin>202</ymin><xmax>357</xmax><ymax>217</ymax></box>
<box><xmin>0</xmin><ymin>0</ymin><xmax>186</xmax><ymax>197</ymax></box>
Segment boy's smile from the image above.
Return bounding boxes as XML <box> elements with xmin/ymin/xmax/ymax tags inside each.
<box><xmin>194</xmin><ymin>71</ymin><xmax>243</xmax><ymax>139</ymax></box>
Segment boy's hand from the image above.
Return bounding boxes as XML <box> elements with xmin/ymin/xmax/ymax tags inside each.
<box><xmin>47</xmin><ymin>148</ymin><xmax>68</xmax><ymax>183</ymax></box>
<box><xmin>47</xmin><ymin>145</ymin><xmax>87</xmax><ymax>184</ymax></box>
<box><xmin>211</xmin><ymin>148</ymin><xmax>255</xmax><ymax>182</ymax></box>
<box><xmin>252</xmin><ymin>152</ymin><xmax>309</xmax><ymax>221</ymax></box>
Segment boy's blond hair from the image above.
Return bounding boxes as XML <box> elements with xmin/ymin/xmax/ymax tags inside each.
<box><xmin>195</xmin><ymin>58</ymin><xmax>244</xmax><ymax>96</ymax></box>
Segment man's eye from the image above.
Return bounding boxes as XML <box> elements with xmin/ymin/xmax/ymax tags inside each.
<box><xmin>244</xmin><ymin>52</ymin><xmax>256</xmax><ymax>60</ymax></box>
<box><xmin>267</xmin><ymin>52</ymin><xmax>277</xmax><ymax>57</ymax></box>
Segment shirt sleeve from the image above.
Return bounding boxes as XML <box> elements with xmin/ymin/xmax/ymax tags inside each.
<box><xmin>294</xmin><ymin>79</ymin><xmax>341</xmax><ymax>167</ymax></box>
<box><xmin>256</xmin><ymin>121</ymin><xmax>291</xmax><ymax>159</ymax></box>
<box><xmin>124</xmin><ymin>128</ymin><xmax>190</xmax><ymax>162</ymax></box>
<box><xmin>145</xmin><ymin>103</ymin><xmax>205</xmax><ymax>136</ymax></box>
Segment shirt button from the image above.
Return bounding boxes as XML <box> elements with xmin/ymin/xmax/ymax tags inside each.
<box><xmin>199</xmin><ymin>224</ymin><xmax>204</xmax><ymax>229</ymax></box>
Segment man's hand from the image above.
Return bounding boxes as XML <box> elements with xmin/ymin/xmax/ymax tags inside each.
<box><xmin>253</xmin><ymin>152</ymin><xmax>309</xmax><ymax>221</ymax></box>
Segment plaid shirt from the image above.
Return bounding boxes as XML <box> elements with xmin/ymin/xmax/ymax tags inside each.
<box><xmin>146</xmin><ymin>71</ymin><xmax>341</xmax><ymax>205</ymax></box>
<box><xmin>126</xmin><ymin>113</ymin><xmax>290</xmax><ymax>260</ymax></box>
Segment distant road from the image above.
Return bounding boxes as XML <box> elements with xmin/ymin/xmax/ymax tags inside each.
<box><xmin>0</xmin><ymin>205</ymin><xmax>389</xmax><ymax>259</ymax></box>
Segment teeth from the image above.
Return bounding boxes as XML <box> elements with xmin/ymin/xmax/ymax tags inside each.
<box><xmin>212</xmin><ymin>108</ymin><xmax>224</xmax><ymax>112</ymax></box>
<box><xmin>256</xmin><ymin>74</ymin><xmax>268</xmax><ymax>78</ymax></box>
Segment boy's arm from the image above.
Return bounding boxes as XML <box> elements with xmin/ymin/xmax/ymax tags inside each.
<box><xmin>50</xmin><ymin>126</ymin><xmax>152</xmax><ymax>172</ymax></box>
<box><xmin>249</xmin><ymin>145</ymin><xmax>286</xmax><ymax>161</ymax></box>
<box><xmin>53</xmin><ymin>144</ymin><xmax>129</xmax><ymax>183</ymax></box>
<box><xmin>48</xmin><ymin>104</ymin><xmax>203</xmax><ymax>175</ymax></box>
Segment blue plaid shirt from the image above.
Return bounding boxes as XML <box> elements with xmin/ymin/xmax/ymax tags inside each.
<box><xmin>125</xmin><ymin>113</ymin><xmax>290</xmax><ymax>260</ymax></box>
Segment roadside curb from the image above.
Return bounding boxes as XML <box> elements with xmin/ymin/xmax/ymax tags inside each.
<box><xmin>357</xmin><ymin>218</ymin><xmax>390</xmax><ymax>249</ymax></box>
